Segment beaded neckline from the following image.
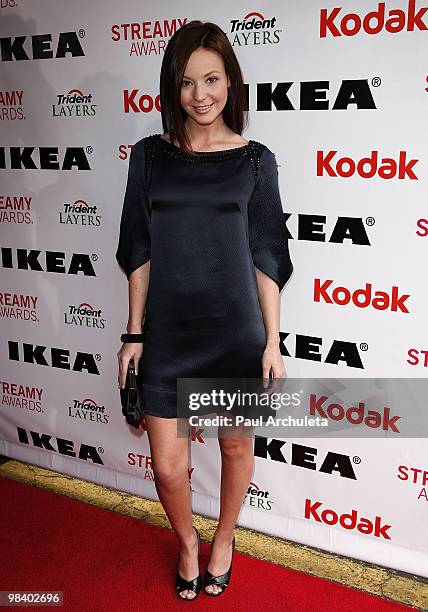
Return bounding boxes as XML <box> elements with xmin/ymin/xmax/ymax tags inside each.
<box><xmin>155</xmin><ymin>133</ymin><xmax>253</xmax><ymax>161</ymax></box>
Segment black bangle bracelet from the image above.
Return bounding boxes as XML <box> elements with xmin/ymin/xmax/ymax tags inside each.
<box><xmin>121</xmin><ymin>333</ymin><xmax>145</xmax><ymax>343</ymax></box>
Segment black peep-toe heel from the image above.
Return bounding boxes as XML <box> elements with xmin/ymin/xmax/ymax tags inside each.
<box><xmin>204</xmin><ymin>533</ymin><xmax>235</xmax><ymax>596</ymax></box>
<box><xmin>176</xmin><ymin>526</ymin><xmax>202</xmax><ymax>601</ymax></box>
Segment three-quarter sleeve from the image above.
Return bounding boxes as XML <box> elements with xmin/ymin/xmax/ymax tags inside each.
<box><xmin>248</xmin><ymin>146</ymin><xmax>293</xmax><ymax>292</ymax></box>
<box><xmin>115</xmin><ymin>141</ymin><xmax>151</xmax><ymax>279</ymax></box>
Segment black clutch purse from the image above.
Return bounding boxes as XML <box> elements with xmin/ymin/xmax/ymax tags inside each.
<box><xmin>119</xmin><ymin>357</ymin><xmax>143</xmax><ymax>429</ymax></box>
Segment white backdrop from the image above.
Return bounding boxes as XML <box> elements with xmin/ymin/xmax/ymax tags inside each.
<box><xmin>1</xmin><ymin>0</ymin><xmax>427</xmax><ymax>578</ymax></box>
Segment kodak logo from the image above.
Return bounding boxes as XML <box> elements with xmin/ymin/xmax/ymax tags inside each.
<box><xmin>320</xmin><ymin>1</ymin><xmax>427</xmax><ymax>38</ymax></box>
<box><xmin>314</xmin><ymin>280</ymin><xmax>411</xmax><ymax>313</ymax></box>
<box><xmin>309</xmin><ymin>395</ymin><xmax>401</xmax><ymax>432</ymax></box>
<box><xmin>305</xmin><ymin>499</ymin><xmax>392</xmax><ymax>539</ymax></box>
<box><xmin>317</xmin><ymin>150</ymin><xmax>418</xmax><ymax>180</ymax></box>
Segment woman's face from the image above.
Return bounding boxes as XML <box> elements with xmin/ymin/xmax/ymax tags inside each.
<box><xmin>180</xmin><ymin>47</ymin><xmax>230</xmax><ymax>126</ymax></box>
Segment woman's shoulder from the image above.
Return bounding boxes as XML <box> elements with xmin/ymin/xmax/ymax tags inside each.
<box><xmin>128</xmin><ymin>134</ymin><xmax>162</xmax><ymax>168</ymax></box>
<box><xmin>249</xmin><ymin>138</ymin><xmax>274</xmax><ymax>155</ymax></box>
<box><xmin>132</xmin><ymin>133</ymin><xmax>158</xmax><ymax>152</ymax></box>
<box><xmin>248</xmin><ymin>140</ymin><xmax>277</xmax><ymax>172</ymax></box>
<box><xmin>255</xmin><ymin>141</ymin><xmax>280</xmax><ymax>169</ymax></box>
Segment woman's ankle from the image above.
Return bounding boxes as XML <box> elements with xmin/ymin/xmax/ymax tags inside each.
<box><xmin>178</xmin><ymin>526</ymin><xmax>197</xmax><ymax>551</ymax></box>
<box><xmin>213</xmin><ymin>527</ymin><xmax>234</xmax><ymax>544</ymax></box>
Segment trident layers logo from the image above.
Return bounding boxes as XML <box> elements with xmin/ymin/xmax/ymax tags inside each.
<box><xmin>244</xmin><ymin>481</ymin><xmax>274</xmax><ymax>512</ymax></box>
<box><xmin>52</xmin><ymin>88</ymin><xmax>97</xmax><ymax>118</ymax></box>
<box><xmin>64</xmin><ymin>302</ymin><xmax>106</xmax><ymax>330</ymax></box>
<box><xmin>59</xmin><ymin>198</ymin><xmax>101</xmax><ymax>226</ymax></box>
<box><xmin>229</xmin><ymin>11</ymin><xmax>283</xmax><ymax>46</ymax></box>
<box><xmin>68</xmin><ymin>398</ymin><xmax>109</xmax><ymax>425</ymax></box>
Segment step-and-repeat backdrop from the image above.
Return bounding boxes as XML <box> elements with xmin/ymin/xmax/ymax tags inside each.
<box><xmin>1</xmin><ymin>0</ymin><xmax>427</xmax><ymax>578</ymax></box>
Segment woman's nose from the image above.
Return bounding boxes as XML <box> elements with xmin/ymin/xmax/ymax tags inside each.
<box><xmin>193</xmin><ymin>85</ymin><xmax>208</xmax><ymax>102</ymax></box>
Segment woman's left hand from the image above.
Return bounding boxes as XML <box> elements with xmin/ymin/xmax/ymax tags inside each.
<box><xmin>262</xmin><ymin>342</ymin><xmax>287</xmax><ymax>393</ymax></box>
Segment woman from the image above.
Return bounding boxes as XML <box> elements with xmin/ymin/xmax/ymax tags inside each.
<box><xmin>116</xmin><ymin>21</ymin><xmax>293</xmax><ymax>600</ymax></box>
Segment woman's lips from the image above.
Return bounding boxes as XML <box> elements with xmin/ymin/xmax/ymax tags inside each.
<box><xmin>193</xmin><ymin>103</ymin><xmax>213</xmax><ymax>114</ymax></box>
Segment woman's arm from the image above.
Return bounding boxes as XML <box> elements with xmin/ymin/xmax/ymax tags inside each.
<box><xmin>117</xmin><ymin>261</ymin><xmax>150</xmax><ymax>387</ymax></box>
<box><xmin>127</xmin><ymin>261</ymin><xmax>150</xmax><ymax>333</ymax></box>
<box><xmin>254</xmin><ymin>268</ymin><xmax>286</xmax><ymax>383</ymax></box>
<box><xmin>255</xmin><ymin>267</ymin><xmax>280</xmax><ymax>346</ymax></box>
<box><xmin>247</xmin><ymin>145</ymin><xmax>293</xmax><ymax>383</ymax></box>
<box><xmin>116</xmin><ymin>140</ymin><xmax>152</xmax><ymax>387</ymax></box>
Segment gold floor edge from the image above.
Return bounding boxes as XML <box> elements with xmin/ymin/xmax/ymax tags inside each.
<box><xmin>1</xmin><ymin>459</ymin><xmax>427</xmax><ymax>611</ymax></box>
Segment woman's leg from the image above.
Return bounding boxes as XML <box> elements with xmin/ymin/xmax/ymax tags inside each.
<box><xmin>205</xmin><ymin>421</ymin><xmax>255</xmax><ymax>594</ymax></box>
<box><xmin>144</xmin><ymin>413</ymin><xmax>199</xmax><ymax>599</ymax></box>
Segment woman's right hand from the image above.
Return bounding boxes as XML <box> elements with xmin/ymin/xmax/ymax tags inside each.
<box><xmin>117</xmin><ymin>342</ymin><xmax>144</xmax><ymax>389</ymax></box>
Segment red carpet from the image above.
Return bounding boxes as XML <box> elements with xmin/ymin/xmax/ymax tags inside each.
<box><xmin>0</xmin><ymin>475</ymin><xmax>414</xmax><ymax>612</ymax></box>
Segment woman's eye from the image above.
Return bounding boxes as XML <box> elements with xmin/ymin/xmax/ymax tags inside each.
<box><xmin>181</xmin><ymin>77</ymin><xmax>218</xmax><ymax>87</ymax></box>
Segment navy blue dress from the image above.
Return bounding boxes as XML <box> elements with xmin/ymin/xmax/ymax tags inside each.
<box><xmin>116</xmin><ymin>134</ymin><xmax>293</xmax><ymax>418</ymax></box>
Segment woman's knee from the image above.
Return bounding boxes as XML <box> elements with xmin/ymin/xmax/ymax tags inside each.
<box><xmin>152</xmin><ymin>457</ymin><xmax>189</xmax><ymax>485</ymax></box>
<box><xmin>219</xmin><ymin>436</ymin><xmax>253</xmax><ymax>461</ymax></box>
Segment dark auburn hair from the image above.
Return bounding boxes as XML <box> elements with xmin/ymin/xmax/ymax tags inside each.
<box><xmin>159</xmin><ymin>20</ymin><xmax>248</xmax><ymax>155</ymax></box>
